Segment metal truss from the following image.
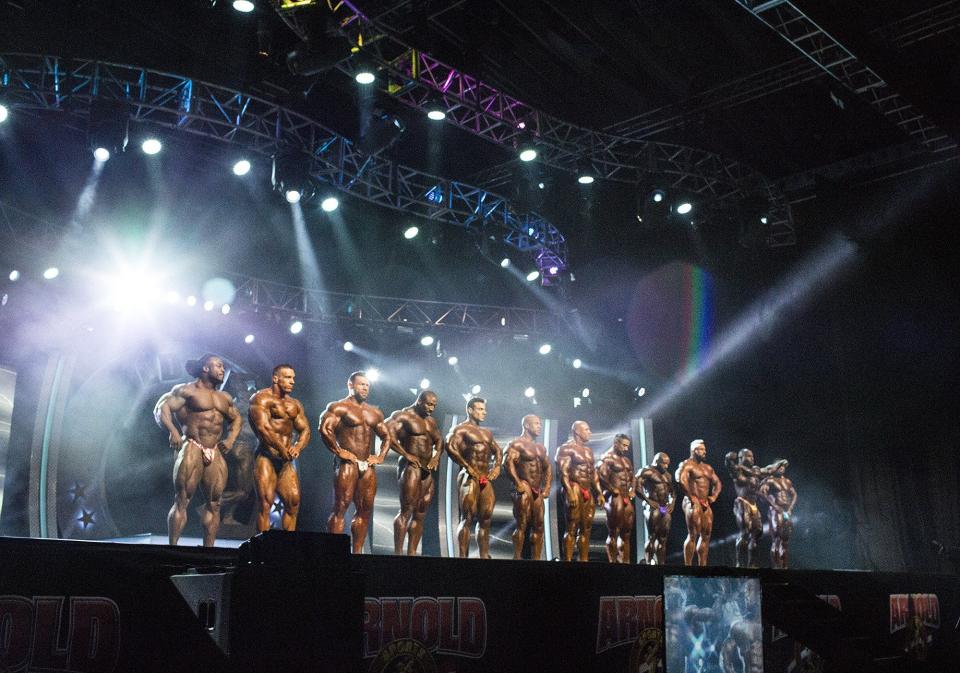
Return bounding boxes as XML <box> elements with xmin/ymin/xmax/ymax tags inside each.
<box><xmin>0</xmin><ymin>52</ymin><xmax>567</xmax><ymax>272</ymax></box>
<box><xmin>227</xmin><ymin>274</ymin><xmax>562</xmax><ymax>334</ymax></box>
<box><xmin>736</xmin><ymin>0</ymin><xmax>956</xmax><ymax>153</ymax></box>
<box><xmin>0</xmin><ymin>199</ymin><xmax>65</xmax><ymax>250</ymax></box>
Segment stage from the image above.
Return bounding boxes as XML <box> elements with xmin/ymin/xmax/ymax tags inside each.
<box><xmin>1</xmin><ymin>533</ymin><xmax>956</xmax><ymax>673</ymax></box>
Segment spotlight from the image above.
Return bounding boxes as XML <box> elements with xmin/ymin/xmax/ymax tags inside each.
<box><xmin>419</xmin><ymin>378</ymin><xmax>430</xmax><ymax>390</ymax></box>
<box><xmin>286</xmin><ymin>189</ymin><xmax>302</xmax><ymax>204</ymax></box>
<box><xmin>500</xmin><ymin>317</ymin><xmax>507</xmax><ymax>326</ymax></box>
<box><xmin>548</xmin><ymin>266</ymin><xmax>559</xmax><ymax>275</ymax></box>
<box><xmin>576</xmin><ymin>157</ymin><xmax>595</xmax><ymax>185</ymax></box>
<box><xmin>403</xmin><ymin>226</ymin><xmax>419</xmax><ymax>239</ymax></box>
<box><xmin>186</xmin><ymin>295</ymin><xmax>197</xmax><ymax>306</ymax></box>
<box><xmin>500</xmin><ymin>257</ymin><xmax>511</xmax><ymax>268</ymax></box>
<box><xmin>355</xmin><ymin>70</ymin><xmax>376</xmax><ymax>85</ymax></box>
<box><xmin>517</xmin><ymin>142</ymin><xmax>538</xmax><ymax>162</ymax></box>
<box><xmin>676</xmin><ymin>201</ymin><xmax>693</xmax><ymax>215</ymax></box>
<box><xmin>524</xmin><ymin>387</ymin><xmax>536</xmax><ymax>398</ymax></box>
<box><xmin>420</xmin><ymin>335</ymin><xmax>435</xmax><ymax>347</ymax></box>
<box><xmin>447</xmin><ymin>356</ymin><xmax>458</xmax><ymax>365</ymax></box>
<box><xmin>425</xmin><ymin>95</ymin><xmax>447</xmax><ymax>121</ymax></box>
<box><xmin>526</xmin><ymin>270</ymin><xmax>539</xmax><ymax>282</ymax></box>
<box><xmin>0</xmin><ymin>103</ymin><xmax>8</xmax><ymax>124</ymax></box>
<box><xmin>635</xmin><ymin>386</ymin><xmax>646</xmax><ymax>398</ymax></box>
<box><xmin>366</xmin><ymin>367</ymin><xmax>381</xmax><ymax>382</ymax></box>
<box><xmin>244</xmin><ymin>334</ymin><xmax>255</xmax><ymax>344</ymax></box>
<box><xmin>43</xmin><ymin>267</ymin><xmax>60</xmax><ymax>280</ymax></box>
<box><xmin>233</xmin><ymin>0</ymin><xmax>255</xmax><ymax>12</ymax></box>
<box><xmin>572</xmin><ymin>358</ymin><xmax>582</xmax><ymax>369</ymax></box>
<box><xmin>538</xmin><ymin>343</ymin><xmax>552</xmax><ymax>355</ymax></box>
<box><xmin>203</xmin><ymin>300</ymin><xmax>215</xmax><ymax>311</ymax></box>
<box><xmin>471</xmin><ymin>384</ymin><xmax>481</xmax><ymax>395</ymax></box>
<box><xmin>290</xmin><ymin>320</ymin><xmax>304</xmax><ymax>334</ymax></box>
<box><xmin>8</xmin><ymin>270</ymin><xmax>20</xmax><ymax>282</ymax></box>
<box><xmin>760</xmin><ymin>216</ymin><xmax>769</xmax><ymax>225</ymax></box>
<box><xmin>577</xmin><ymin>174</ymin><xmax>595</xmax><ymax>185</ymax></box>
<box><xmin>165</xmin><ymin>290</ymin><xmax>180</xmax><ymax>303</ymax></box>
<box><xmin>141</xmin><ymin>138</ymin><xmax>162</xmax><ymax>155</ymax></box>
<box><xmin>233</xmin><ymin>159</ymin><xmax>252</xmax><ymax>176</ymax></box>
<box><xmin>321</xmin><ymin>196</ymin><xmax>339</xmax><ymax>212</ymax></box>
<box><xmin>273</xmin><ymin>149</ymin><xmax>313</xmax><ymax>203</ymax></box>
<box><xmin>93</xmin><ymin>147</ymin><xmax>111</xmax><ymax>162</ymax></box>
<box><xmin>88</xmin><ymin>98</ymin><xmax>129</xmax><ymax>160</ymax></box>
<box><xmin>582</xmin><ymin>388</ymin><xmax>590</xmax><ymax>398</ymax></box>
<box><xmin>343</xmin><ymin>341</ymin><xmax>355</xmax><ymax>352</ymax></box>
<box><xmin>651</xmin><ymin>189</ymin><xmax>665</xmax><ymax>203</ymax></box>
<box><xmin>353</xmin><ymin>53</ymin><xmax>377</xmax><ymax>84</ymax></box>
<box><xmin>220</xmin><ymin>304</ymin><xmax>231</xmax><ymax>315</ymax></box>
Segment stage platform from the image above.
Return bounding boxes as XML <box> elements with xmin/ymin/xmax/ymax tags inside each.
<box><xmin>0</xmin><ymin>534</ymin><xmax>956</xmax><ymax>673</ymax></box>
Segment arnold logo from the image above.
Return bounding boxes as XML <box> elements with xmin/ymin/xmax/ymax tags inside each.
<box><xmin>363</xmin><ymin>596</ymin><xmax>487</xmax><ymax>660</ymax></box>
<box><xmin>890</xmin><ymin>594</ymin><xmax>940</xmax><ymax>634</ymax></box>
<box><xmin>595</xmin><ymin>595</ymin><xmax>663</xmax><ymax>654</ymax></box>
<box><xmin>0</xmin><ymin>595</ymin><xmax>120</xmax><ymax>673</ymax></box>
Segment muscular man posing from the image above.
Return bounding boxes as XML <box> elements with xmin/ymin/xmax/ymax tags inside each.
<box><xmin>597</xmin><ymin>433</ymin><xmax>636</xmax><ymax>564</ymax></box>
<box><xmin>724</xmin><ymin>448</ymin><xmax>776</xmax><ymax>568</ymax></box>
<box><xmin>248</xmin><ymin>364</ymin><xmax>311</xmax><ymax>532</ymax></box>
<box><xmin>759</xmin><ymin>460</ymin><xmax>796</xmax><ymax>569</ymax></box>
<box><xmin>637</xmin><ymin>452</ymin><xmax>675</xmax><ymax>565</ymax></box>
<box><xmin>504</xmin><ymin>414</ymin><xmax>552</xmax><ymax>560</ymax></box>
<box><xmin>675</xmin><ymin>439</ymin><xmax>722</xmax><ymax>566</ymax></box>
<box><xmin>556</xmin><ymin>421</ymin><xmax>603</xmax><ymax>562</ymax></box>
<box><xmin>155</xmin><ymin>354</ymin><xmax>242</xmax><ymax>546</ymax></box>
<box><xmin>446</xmin><ymin>397</ymin><xmax>502</xmax><ymax>558</ymax></box>
<box><xmin>319</xmin><ymin>371</ymin><xmax>393</xmax><ymax>554</ymax></box>
<box><xmin>386</xmin><ymin>390</ymin><xmax>443</xmax><ymax>556</ymax></box>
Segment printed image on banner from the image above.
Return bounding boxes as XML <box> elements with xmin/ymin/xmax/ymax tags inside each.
<box><xmin>889</xmin><ymin>593</ymin><xmax>939</xmax><ymax>662</ymax></box>
<box><xmin>664</xmin><ymin>576</ymin><xmax>763</xmax><ymax>673</ymax></box>
<box><xmin>594</xmin><ymin>595</ymin><xmax>664</xmax><ymax>673</ymax></box>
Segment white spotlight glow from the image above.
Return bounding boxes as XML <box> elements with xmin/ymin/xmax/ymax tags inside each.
<box><xmin>419</xmin><ymin>378</ymin><xmax>430</xmax><ymax>390</ymax></box>
<box><xmin>233</xmin><ymin>159</ymin><xmax>251</xmax><ymax>176</ymax></box>
<box><xmin>403</xmin><ymin>226</ymin><xmax>419</xmax><ymax>239</ymax></box>
<box><xmin>426</xmin><ymin>109</ymin><xmax>446</xmax><ymax>121</ymax></box>
<box><xmin>572</xmin><ymin>358</ymin><xmax>582</xmax><ymax>369</ymax></box>
<box><xmin>93</xmin><ymin>147</ymin><xmax>111</xmax><ymax>162</ymax></box>
<box><xmin>761</xmin><ymin>216</ymin><xmax>769</xmax><ymax>224</ymax></box>
<box><xmin>524</xmin><ymin>387</ymin><xmax>536</xmax><ymax>398</ymax></box>
<box><xmin>0</xmin><ymin>104</ymin><xmax>8</xmax><ymax>123</ymax></box>
<box><xmin>420</xmin><ymin>335</ymin><xmax>435</xmax><ymax>347</ymax></box>
<box><xmin>186</xmin><ymin>295</ymin><xmax>197</xmax><ymax>306</ymax></box>
<box><xmin>355</xmin><ymin>71</ymin><xmax>375</xmax><ymax>85</ymax></box>
<box><xmin>538</xmin><ymin>343</ymin><xmax>552</xmax><ymax>355</ymax></box>
<box><xmin>343</xmin><ymin>341</ymin><xmax>355</xmax><ymax>352</ymax></box>
<box><xmin>548</xmin><ymin>266</ymin><xmax>559</xmax><ymax>275</ymax></box>
<box><xmin>447</xmin><ymin>356</ymin><xmax>458</xmax><ymax>366</ymax></box>
<box><xmin>577</xmin><ymin>175</ymin><xmax>595</xmax><ymax>185</ymax></box>
<box><xmin>676</xmin><ymin>202</ymin><xmax>693</xmax><ymax>215</ymax></box>
<box><xmin>8</xmin><ymin>270</ymin><xmax>20</xmax><ymax>282</ymax></box>
<box><xmin>366</xmin><ymin>367</ymin><xmax>381</xmax><ymax>382</ymax></box>
<box><xmin>220</xmin><ymin>303</ymin><xmax>231</xmax><ymax>315</ymax></box>
<box><xmin>471</xmin><ymin>384</ymin><xmax>481</xmax><ymax>395</ymax></box>
<box><xmin>232</xmin><ymin>0</ymin><xmax>255</xmax><ymax>12</ymax></box>
<box><xmin>582</xmin><ymin>388</ymin><xmax>590</xmax><ymax>398</ymax></box>
<box><xmin>165</xmin><ymin>290</ymin><xmax>180</xmax><ymax>303</ymax></box>
<box><xmin>244</xmin><ymin>334</ymin><xmax>255</xmax><ymax>344</ymax></box>
<box><xmin>519</xmin><ymin>148</ymin><xmax>537</xmax><ymax>162</ymax></box>
<box><xmin>526</xmin><ymin>270</ymin><xmax>539</xmax><ymax>282</ymax></box>
<box><xmin>321</xmin><ymin>196</ymin><xmax>339</xmax><ymax>212</ymax></box>
<box><xmin>636</xmin><ymin>386</ymin><xmax>646</xmax><ymax>397</ymax></box>
<box><xmin>43</xmin><ymin>267</ymin><xmax>60</xmax><ymax>280</ymax></box>
<box><xmin>500</xmin><ymin>257</ymin><xmax>511</xmax><ymax>268</ymax></box>
<box><xmin>203</xmin><ymin>300</ymin><xmax>215</xmax><ymax>311</ymax></box>
<box><xmin>141</xmin><ymin>138</ymin><xmax>162</xmax><ymax>155</ymax></box>
<box><xmin>289</xmin><ymin>320</ymin><xmax>303</xmax><ymax>334</ymax></box>
<box><xmin>285</xmin><ymin>189</ymin><xmax>302</xmax><ymax>204</ymax></box>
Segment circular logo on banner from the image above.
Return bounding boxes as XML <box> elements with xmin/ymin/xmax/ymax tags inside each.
<box><xmin>629</xmin><ymin>627</ymin><xmax>663</xmax><ymax>673</ymax></box>
<box><xmin>368</xmin><ymin>639</ymin><xmax>438</xmax><ymax>673</ymax></box>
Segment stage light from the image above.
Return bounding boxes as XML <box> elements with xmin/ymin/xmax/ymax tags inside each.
<box><xmin>93</xmin><ymin>147</ymin><xmax>111</xmax><ymax>162</ymax></box>
<box><xmin>420</xmin><ymin>335</ymin><xmax>435</xmax><ymax>346</ymax></box>
<box><xmin>635</xmin><ymin>386</ymin><xmax>646</xmax><ymax>397</ymax></box>
<box><xmin>526</xmin><ymin>270</ymin><xmax>539</xmax><ymax>282</ymax></box>
<box><xmin>403</xmin><ymin>226</ymin><xmax>419</xmax><ymax>239</ymax></box>
<box><xmin>165</xmin><ymin>290</ymin><xmax>180</xmax><ymax>303</ymax></box>
<box><xmin>366</xmin><ymin>367</ymin><xmax>381</xmax><ymax>382</ymax></box>
<box><xmin>538</xmin><ymin>343</ymin><xmax>552</xmax><ymax>355</ymax></box>
<box><xmin>88</xmin><ymin>98</ymin><xmax>129</xmax><ymax>161</ymax></box>
<box><xmin>538</xmin><ymin>181</ymin><xmax>545</xmax><ymax>189</ymax></box>
<box><xmin>548</xmin><ymin>266</ymin><xmax>559</xmax><ymax>275</ymax></box>
<box><xmin>500</xmin><ymin>317</ymin><xmax>507</xmax><ymax>326</ymax></box>
<box><xmin>290</xmin><ymin>320</ymin><xmax>303</xmax><ymax>334</ymax></box>
<box><xmin>233</xmin><ymin>0</ymin><xmax>255</xmax><ymax>12</ymax></box>
<box><xmin>518</xmin><ymin>143</ymin><xmax>538</xmax><ymax>162</ymax></box>
<box><xmin>676</xmin><ymin>201</ymin><xmax>693</xmax><ymax>215</ymax></box>
<box><xmin>577</xmin><ymin>174</ymin><xmax>595</xmax><ymax>185</ymax></box>
<box><xmin>233</xmin><ymin>159</ymin><xmax>251</xmax><ymax>176</ymax></box>
<box><xmin>582</xmin><ymin>388</ymin><xmax>590</xmax><ymax>398</ymax></box>
<box><xmin>141</xmin><ymin>138</ymin><xmax>162</xmax><ymax>155</ymax></box>
<box><xmin>500</xmin><ymin>257</ymin><xmax>511</xmax><ymax>268</ymax></box>
<box><xmin>0</xmin><ymin>103</ymin><xmax>8</xmax><ymax>124</ymax></box>
<box><xmin>354</xmin><ymin>55</ymin><xmax>376</xmax><ymax>85</ymax></box>
<box><xmin>425</xmin><ymin>95</ymin><xmax>447</xmax><ymax>121</ymax></box>
<box><xmin>524</xmin><ymin>387</ymin><xmax>536</xmax><ymax>398</ymax></box>
<box><xmin>321</xmin><ymin>196</ymin><xmax>339</xmax><ymax>212</ymax></box>
<box><xmin>355</xmin><ymin>70</ymin><xmax>376</xmax><ymax>85</ymax></box>
<box><xmin>420</xmin><ymin>378</ymin><xmax>430</xmax><ymax>390</ymax></box>
<box><xmin>576</xmin><ymin>157</ymin><xmax>595</xmax><ymax>185</ymax></box>
<box><xmin>285</xmin><ymin>189</ymin><xmax>302</xmax><ymax>204</ymax></box>
<box><xmin>221</xmin><ymin>304</ymin><xmax>231</xmax><ymax>315</ymax></box>
<box><xmin>448</xmin><ymin>356</ymin><xmax>458</xmax><ymax>365</ymax></box>
<box><xmin>245</xmin><ymin>334</ymin><xmax>256</xmax><ymax>344</ymax></box>
<box><xmin>8</xmin><ymin>270</ymin><xmax>19</xmax><ymax>282</ymax></box>
<box><xmin>572</xmin><ymin>358</ymin><xmax>582</xmax><ymax>369</ymax></box>
<box><xmin>761</xmin><ymin>216</ymin><xmax>769</xmax><ymax>224</ymax></box>
<box><xmin>273</xmin><ymin>149</ymin><xmax>313</xmax><ymax>203</ymax></box>
<box><xmin>186</xmin><ymin>295</ymin><xmax>197</xmax><ymax>306</ymax></box>
<box><xmin>343</xmin><ymin>341</ymin><xmax>355</xmax><ymax>352</ymax></box>
<box><xmin>471</xmin><ymin>384</ymin><xmax>481</xmax><ymax>394</ymax></box>
<box><xmin>358</xmin><ymin>108</ymin><xmax>406</xmax><ymax>155</ymax></box>
<box><xmin>652</xmin><ymin>189</ymin><xmax>665</xmax><ymax>203</ymax></box>
<box><xmin>43</xmin><ymin>267</ymin><xmax>60</xmax><ymax>280</ymax></box>
<box><xmin>203</xmin><ymin>300</ymin><xmax>215</xmax><ymax>311</ymax></box>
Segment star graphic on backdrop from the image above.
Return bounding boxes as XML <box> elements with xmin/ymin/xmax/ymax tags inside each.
<box><xmin>272</xmin><ymin>498</ymin><xmax>284</xmax><ymax>514</ymax></box>
<box><xmin>77</xmin><ymin>509</ymin><xmax>95</xmax><ymax>529</ymax></box>
<box><xmin>68</xmin><ymin>481</ymin><xmax>86</xmax><ymax>503</ymax></box>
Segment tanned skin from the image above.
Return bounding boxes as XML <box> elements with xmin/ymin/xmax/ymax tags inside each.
<box><xmin>597</xmin><ymin>434</ymin><xmax>636</xmax><ymax>564</ymax></box>
<box><xmin>725</xmin><ymin>448</ymin><xmax>778</xmax><ymax>568</ymax></box>
<box><xmin>319</xmin><ymin>372</ymin><xmax>393</xmax><ymax>554</ymax></box>
<box><xmin>385</xmin><ymin>391</ymin><xmax>443</xmax><ymax>555</ymax></box>
<box><xmin>504</xmin><ymin>414</ymin><xmax>552</xmax><ymax>560</ymax></box>
<box><xmin>248</xmin><ymin>365</ymin><xmax>311</xmax><ymax>532</ymax></box>
<box><xmin>636</xmin><ymin>452</ymin><xmax>675</xmax><ymax>565</ymax></box>
<box><xmin>675</xmin><ymin>439</ymin><xmax>722</xmax><ymax>566</ymax></box>
<box><xmin>154</xmin><ymin>355</ymin><xmax>242</xmax><ymax>546</ymax></box>
<box><xmin>556</xmin><ymin>421</ymin><xmax>603</xmax><ymax>562</ymax></box>
<box><xmin>760</xmin><ymin>460</ymin><xmax>796</xmax><ymax>569</ymax></box>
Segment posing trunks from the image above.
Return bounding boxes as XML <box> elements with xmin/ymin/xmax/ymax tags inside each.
<box><xmin>398</xmin><ymin>455</ymin><xmax>433</xmax><ymax>480</ymax></box>
<box><xmin>256</xmin><ymin>448</ymin><xmax>286</xmax><ymax>473</ymax></box>
<box><xmin>735</xmin><ymin>496</ymin><xmax>760</xmax><ymax>516</ymax></box>
<box><xmin>184</xmin><ymin>437</ymin><xmax>216</xmax><ymax>466</ymax></box>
